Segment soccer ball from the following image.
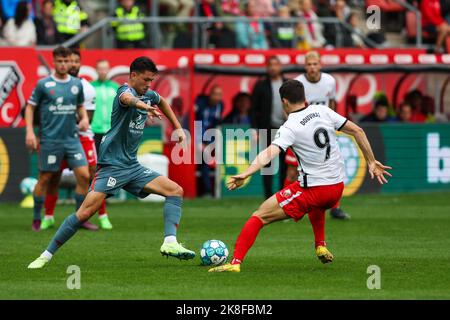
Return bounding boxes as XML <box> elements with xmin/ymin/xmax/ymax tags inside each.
<box><xmin>200</xmin><ymin>240</ymin><xmax>229</xmax><ymax>266</ymax></box>
<box><xmin>20</xmin><ymin>177</ymin><xmax>38</xmax><ymax>195</ymax></box>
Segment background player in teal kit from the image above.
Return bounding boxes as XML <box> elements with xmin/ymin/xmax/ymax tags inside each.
<box><xmin>25</xmin><ymin>46</ymin><xmax>91</xmax><ymax>232</ymax></box>
<box><xmin>28</xmin><ymin>56</ymin><xmax>195</xmax><ymax>269</ymax></box>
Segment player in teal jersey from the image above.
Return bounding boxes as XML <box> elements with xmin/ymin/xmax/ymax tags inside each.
<box><xmin>25</xmin><ymin>46</ymin><xmax>91</xmax><ymax>232</ymax></box>
<box><xmin>28</xmin><ymin>56</ymin><xmax>195</xmax><ymax>269</ymax></box>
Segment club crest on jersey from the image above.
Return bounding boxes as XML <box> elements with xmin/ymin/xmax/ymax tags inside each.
<box><xmin>107</xmin><ymin>177</ymin><xmax>117</xmax><ymax>187</ymax></box>
<box><xmin>71</xmin><ymin>85</ymin><xmax>79</xmax><ymax>95</ymax></box>
<box><xmin>281</xmin><ymin>189</ymin><xmax>292</xmax><ymax>198</ymax></box>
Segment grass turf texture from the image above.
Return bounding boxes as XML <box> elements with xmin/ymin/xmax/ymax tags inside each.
<box><xmin>1</xmin><ymin>192</ymin><xmax>449</xmax><ymax>299</ymax></box>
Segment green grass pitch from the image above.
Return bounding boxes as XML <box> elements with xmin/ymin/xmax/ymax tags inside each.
<box><xmin>1</xmin><ymin>192</ymin><xmax>450</xmax><ymax>299</ymax></box>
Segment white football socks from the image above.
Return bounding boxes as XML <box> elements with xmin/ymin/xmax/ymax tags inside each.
<box><xmin>40</xmin><ymin>250</ymin><xmax>53</xmax><ymax>261</ymax></box>
<box><xmin>164</xmin><ymin>236</ymin><xmax>177</xmax><ymax>244</ymax></box>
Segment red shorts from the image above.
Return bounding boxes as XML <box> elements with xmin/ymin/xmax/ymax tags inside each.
<box><xmin>285</xmin><ymin>149</ymin><xmax>299</xmax><ymax>166</ymax></box>
<box><xmin>276</xmin><ymin>181</ymin><xmax>344</xmax><ymax>221</ymax></box>
<box><xmin>61</xmin><ymin>136</ymin><xmax>97</xmax><ymax>169</ymax></box>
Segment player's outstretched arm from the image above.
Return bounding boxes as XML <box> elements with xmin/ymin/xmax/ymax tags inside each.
<box><xmin>340</xmin><ymin>120</ymin><xmax>392</xmax><ymax>184</ymax></box>
<box><xmin>157</xmin><ymin>96</ymin><xmax>187</xmax><ymax>148</ymax></box>
<box><xmin>120</xmin><ymin>92</ymin><xmax>162</xmax><ymax>119</ymax></box>
<box><xmin>24</xmin><ymin>104</ymin><xmax>37</xmax><ymax>151</ymax></box>
<box><xmin>227</xmin><ymin>144</ymin><xmax>281</xmax><ymax>190</ymax></box>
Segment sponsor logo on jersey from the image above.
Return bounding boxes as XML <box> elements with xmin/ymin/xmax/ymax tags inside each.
<box><xmin>45</xmin><ymin>81</ymin><xmax>56</xmax><ymax>88</ymax></box>
<box><xmin>48</xmin><ymin>155</ymin><xmax>57</xmax><ymax>164</ymax></box>
<box><xmin>107</xmin><ymin>177</ymin><xmax>117</xmax><ymax>187</ymax></box>
<box><xmin>0</xmin><ymin>62</ymin><xmax>25</xmax><ymax>127</ymax></box>
<box><xmin>281</xmin><ymin>189</ymin><xmax>292</xmax><ymax>198</ymax></box>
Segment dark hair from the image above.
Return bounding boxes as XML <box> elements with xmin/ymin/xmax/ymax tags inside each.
<box><xmin>14</xmin><ymin>1</ymin><xmax>29</xmax><ymax>28</ymax></box>
<box><xmin>53</xmin><ymin>46</ymin><xmax>71</xmax><ymax>58</ymax></box>
<box><xmin>70</xmin><ymin>48</ymin><xmax>81</xmax><ymax>58</ymax></box>
<box><xmin>279</xmin><ymin>80</ymin><xmax>305</xmax><ymax>104</ymax></box>
<box><xmin>130</xmin><ymin>57</ymin><xmax>158</xmax><ymax>74</ymax></box>
<box><xmin>267</xmin><ymin>55</ymin><xmax>281</xmax><ymax>65</ymax></box>
<box><xmin>42</xmin><ymin>0</ymin><xmax>53</xmax><ymax>7</ymax></box>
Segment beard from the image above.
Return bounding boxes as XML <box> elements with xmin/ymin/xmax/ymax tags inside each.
<box><xmin>69</xmin><ymin>67</ymin><xmax>79</xmax><ymax>77</ymax></box>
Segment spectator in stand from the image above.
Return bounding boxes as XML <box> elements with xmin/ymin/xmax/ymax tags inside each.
<box><xmin>223</xmin><ymin>92</ymin><xmax>252</xmax><ymax>125</ymax></box>
<box><xmin>53</xmin><ymin>0</ymin><xmax>89</xmax><ymax>44</ymax></box>
<box><xmin>112</xmin><ymin>0</ymin><xmax>146</xmax><ymax>49</ymax></box>
<box><xmin>253</xmin><ymin>0</ymin><xmax>276</xmax><ymax>17</ymax></box>
<box><xmin>346</xmin><ymin>11</ymin><xmax>365</xmax><ymax>48</ymax></box>
<box><xmin>422</xmin><ymin>95</ymin><xmax>437</xmax><ymax>123</ymax></box>
<box><xmin>360</xmin><ymin>99</ymin><xmax>395</xmax><ymax>123</ymax></box>
<box><xmin>34</xmin><ymin>0</ymin><xmax>58</xmax><ymax>45</ymax></box>
<box><xmin>90</xmin><ymin>59</ymin><xmax>120</xmax><ymax>152</ymax></box>
<box><xmin>397</xmin><ymin>103</ymin><xmax>413</xmax><ymax>123</ymax></box>
<box><xmin>0</xmin><ymin>6</ymin><xmax>5</xmax><ymax>46</ymax></box>
<box><xmin>200</xmin><ymin>0</ymin><xmax>235</xmax><ymax>48</ymax></box>
<box><xmin>295</xmin><ymin>0</ymin><xmax>326</xmax><ymax>49</ymax></box>
<box><xmin>159</xmin><ymin>0</ymin><xmax>194</xmax><ymax>17</ymax></box>
<box><xmin>270</xmin><ymin>5</ymin><xmax>295</xmax><ymax>48</ymax></box>
<box><xmin>2</xmin><ymin>1</ymin><xmax>36</xmax><ymax>46</ymax></box>
<box><xmin>420</xmin><ymin>0</ymin><xmax>450</xmax><ymax>53</ymax></box>
<box><xmin>404</xmin><ymin>89</ymin><xmax>427</xmax><ymax>122</ymax></box>
<box><xmin>195</xmin><ymin>85</ymin><xmax>224</xmax><ymax>197</ymax></box>
<box><xmin>1</xmin><ymin>0</ymin><xmax>33</xmax><ymax>20</ymax></box>
<box><xmin>235</xmin><ymin>0</ymin><xmax>268</xmax><ymax>49</ymax></box>
<box><xmin>219</xmin><ymin>0</ymin><xmax>242</xmax><ymax>17</ymax></box>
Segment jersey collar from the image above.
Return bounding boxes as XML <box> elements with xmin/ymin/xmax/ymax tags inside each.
<box><xmin>51</xmin><ymin>74</ymin><xmax>71</xmax><ymax>83</ymax></box>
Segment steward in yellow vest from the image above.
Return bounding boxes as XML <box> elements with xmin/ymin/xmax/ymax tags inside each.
<box><xmin>53</xmin><ymin>0</ymin><xmax>89</xmax><ymax>43</ymax></box>
<box><xmin>112</xmin><ymin>0</ymin><xmax>146</xmax><ymax>48</ymax></box>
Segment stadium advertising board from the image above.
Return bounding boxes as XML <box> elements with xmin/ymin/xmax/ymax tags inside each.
<box><xmin>0</xmin><ymin>129</ymin><xmax>29</xmax><ymax>202</ymax></box>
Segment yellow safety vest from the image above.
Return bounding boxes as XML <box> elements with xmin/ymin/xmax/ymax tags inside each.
<box><xmin>113</xmin><ymin>6</ymin><xmax>145</xmax><ymax>42</ymax></box>
<box><xmin>53</xmin><ymin>0</ymin><xmax>88</xmax><ymax>35</ymax></box>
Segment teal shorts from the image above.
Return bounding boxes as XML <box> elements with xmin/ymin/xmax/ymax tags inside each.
<box><xmin>39</xmin><ymin>140</ymin><xmax>87</xmax><ymax>172</ymax></box>
<box><xmin>90</xmin><ymin>163</ymin><xmax>161</xmax><ymax>198</ymax></box>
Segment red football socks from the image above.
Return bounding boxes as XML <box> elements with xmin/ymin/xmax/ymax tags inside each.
<box><xmin>44</xmin><ymin>194</ymin><xmax>58</xmax><ymax>217</ymax></box>
<box><xmin>308</xmin><ymin>208</ymin><xmax>326</xmax><ymax>247</ymax></box>
<box><xmin>232</xmin><ymin>215</ymin><xmax>264</xmax><ymax>264</ymax></box>
<box><xmin>99</xmin><ymin>199</ymin><xmax>107</xmax><ymax>215</ymax></box>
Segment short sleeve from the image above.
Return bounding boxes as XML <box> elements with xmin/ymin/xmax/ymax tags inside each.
<box><xmin>271</xmin><ymin>125</ymin><xmax>296</xmax><ymax>151</ymax></box>
<box><xmin>77</xmin><ymin>82</ymin><xmax>84</xmax><ymax>106</ymax></box>
<box><xmin>146</xmin><ymin>90</ymin><xmax>161</xmax><ymax>105</ymax></box>
<box><xmin>323</xmin><ymin>106</ymin><xmax>347</xmax><ymax>130</ymax></box>
<box><xmin>28</xmin><ymin>81</ymin><xmax>42</xmax><ymax>106</ymax></box>
<box><xmin>329</xmin><ymin>76</ymin><xmax>336</xmax><ymax>100</ymax></box>
<box><xmin>118</xmin><ymin>85</ymin><xmax>133</xmax><ymax>107</ymax></box>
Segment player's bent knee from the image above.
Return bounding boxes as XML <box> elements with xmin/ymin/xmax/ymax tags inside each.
<box><xmin>252</xmin><ymin>211</ymin><xmax>270</xmax><ymax>225</ymax></box>
<box><xmin>169</xmin><ymin>184</ymin><xmax>184</xmax><ymax>197</ymax></box>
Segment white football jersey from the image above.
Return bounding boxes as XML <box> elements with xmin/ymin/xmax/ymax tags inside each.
<box><xmin>272</xmin><ymin>104</ymin><xmax>347</xmax><ymax>187</ymax></box>
<box><xmin>294</xmin><ymin>72</ymin><xmax>336</xmax><ymax>107</ymax></box>
<box><xmin>78</xmin><ymin>78</ymin><xmax>96</xmax><ymax>139</ymax></box>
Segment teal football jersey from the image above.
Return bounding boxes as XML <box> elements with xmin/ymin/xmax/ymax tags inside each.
<box><xmin>28</xmin><ymin>75</ymin><xmax>84</xmax><ymax>142</ymax></box>
<box><xmin>98</xmin><ymin>84</ymin><xmax>161</xmax><ymax>167</ymax></box>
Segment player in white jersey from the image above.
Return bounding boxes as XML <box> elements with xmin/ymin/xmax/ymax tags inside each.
<box><xmin>209</xmin><ymin>80</ymin><xmax>391</xmax><ymax>273</ymax></box>
<box><xmin>41</xmin><ymin>49</ymin><xmax>113</xmax><ymax>231</ymax></box>
<box><xmin>287</xmin><ymin>50</ymin><xmax>350</xmax><ymax>220</ymax></box>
